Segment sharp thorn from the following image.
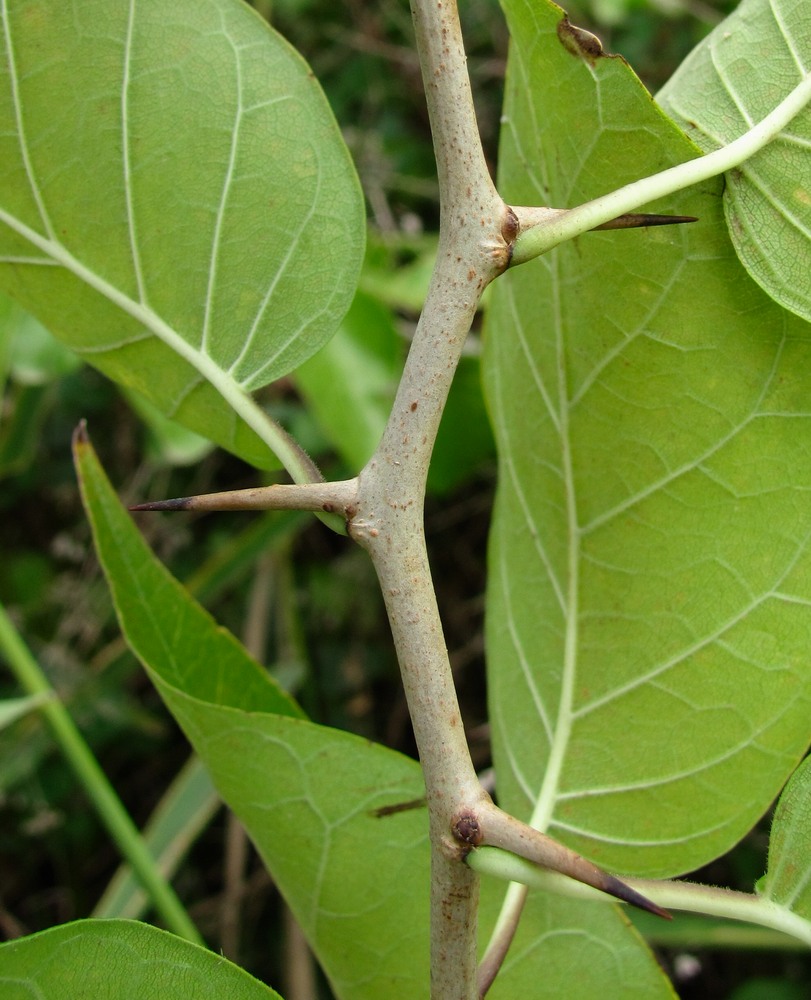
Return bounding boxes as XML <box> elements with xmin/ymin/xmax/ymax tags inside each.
<box><xmin>129</xmin><ymin>486</ymin><xmax>278</xmax><ymax>512</ymax></box>
<box><xmin>128</xmin><ymin>481</ymin><xmax>356</xmax><ymax>514</ymax></box>
<box><xmin>129</xmin><ymin>497</ymin><xmax>194</xmax><ymax>512</ymax></box>
<box><xmin>601</xmin><ymin>872</ymin><xmax>672</xmax><ymax>920</ymax></box>
<box><xmin>594</xmin><ymin>213</ymin><xmax>698</xmax><ymax>231</ymax></box>
<box><xmin>479</xmin><ymin>803</ymin><xmax>672</xmax><ymax>920</ymax></box>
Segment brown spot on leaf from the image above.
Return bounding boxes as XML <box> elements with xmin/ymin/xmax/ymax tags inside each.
<box><xmin>557</xmin><ymin>17</ymin><xmax>604</xmax><ymax>65</ymax></box>
<box><xmin>371</xmin><ymin>797</ymin><xmax>426</xmax><ymax>818</ymax></box>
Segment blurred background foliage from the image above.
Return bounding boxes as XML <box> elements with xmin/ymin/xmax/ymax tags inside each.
<box><xmin>2</xmin><ymin>1</ymin><xmax>808</xmax><ymax>997</ymax></box>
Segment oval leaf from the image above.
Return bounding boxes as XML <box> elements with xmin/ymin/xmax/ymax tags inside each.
<box><xmin>485</xmin><ymin>0</ymin><xmax>811</xmax><ymax>879</ymax></box>
<box><xmin>658</xmin><ymin>0</ymin><xmax>811</xmax><ymax>323</ymax></box>
<box><xmin>478</xmin><ymin>881</ymin><xmax>675</xmax><ymax>999</ymax></box>
<box><xmin>0</xmin><ymin>0</ymin><xmax>364</xmax><ymax>468</ymax></box>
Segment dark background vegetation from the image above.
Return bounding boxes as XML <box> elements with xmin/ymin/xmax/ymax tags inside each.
<box><xmin>1</xmin><ymin>1</ymin><xmax>808</xmax><ymax>997</ymax></box>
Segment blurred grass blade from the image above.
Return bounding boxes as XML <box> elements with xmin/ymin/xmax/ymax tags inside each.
<box><xmin>0</xmin><ymin>600</ymin><xmax>202</xmax><ymax>944</ymax></box>
<box><xmin>0</xmin><ymin>691</ymin><xmax>52</xmax><ymax>730</ymax></box>
<box><xmin>94</xmin><ymin>756</ymin><xmax>220</xmax><ymax>921</ymax></box>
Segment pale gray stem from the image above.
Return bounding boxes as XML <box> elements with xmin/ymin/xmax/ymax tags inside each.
<box><xmin>346</xmin><ymin>0</ymin><xmax>510</xmax><ymax>995</ymax></box>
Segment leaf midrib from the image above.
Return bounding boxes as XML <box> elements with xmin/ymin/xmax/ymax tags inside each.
<box><xmin>527</xmin><ymin>246</ymin><xmax>578</xmax><ymax>834</ymax></box>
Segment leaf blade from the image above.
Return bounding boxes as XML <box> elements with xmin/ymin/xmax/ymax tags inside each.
<box><xmin>485</xmin><ymin>0</ymin><xmax>811</xmax><ymax>881</ymax></box>
<box><xmin>0</xmin><ymin>0</ymin><xmax>365</xmax><ymax>468</ymax></box>
<box><xmin>657</xmin><ymin>0</ymin><xmax>811</xmax><ymax>322</ymax></box>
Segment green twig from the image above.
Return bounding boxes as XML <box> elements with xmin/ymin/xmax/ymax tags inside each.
<box><xmin>468</xmin><ymin>846</ymin><xmax>811</xmax><ymax>949</ymax></box>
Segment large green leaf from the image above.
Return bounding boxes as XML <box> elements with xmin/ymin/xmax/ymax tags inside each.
<box><xmin>0</xmin><ymin>919</ymin><xmax>282</xmax><ymax>1000</ymax></box>
<box><xmin>0</xmin><ymin>0</ymin><xmax>364</xmax><ymax>469</ymax></box>
<box><xmin>485</xmin><ymin>0</ymin><xmax>811</xmax><ymax>879</ymax></box>
<box><xmin>657</xmin><ymin>0</ymin><xmax>811</xmax><ymax>323</ymax></box>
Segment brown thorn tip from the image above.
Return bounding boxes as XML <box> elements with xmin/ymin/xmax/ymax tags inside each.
<box><xmin>72</xmin><ymin>420</ymin><xmax>89</xmax><ymax>447</ymax></box>
<box><xmin>595</xmin><ymin>213</ymin><xmax>698</xmax><ymax>231</ymax></box>
<box><xmin>603</xmin><ymin>873</ymin><xmax>671</xmax><ymax>920</ymax></box>
<box><xmin>129</xmin><ymin>497</ymin><xmax>193</xmax><ymax>512</ymax></box>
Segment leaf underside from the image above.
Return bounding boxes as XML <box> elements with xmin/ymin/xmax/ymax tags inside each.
<box><xmin>0</xmin><ymin>0</ymin><xmax>365</xmax><ymax>468</ymax></box>
<box><xmin>486</xmin><ymin>0</ymin><xmax>811</xmax><ymax>888</ymax></box>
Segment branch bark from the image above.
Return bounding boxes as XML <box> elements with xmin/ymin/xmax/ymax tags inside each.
<box><xmin>347</xmin><ymin>2</ymin><xmax>509</xmax><ymax>995</ymax></box>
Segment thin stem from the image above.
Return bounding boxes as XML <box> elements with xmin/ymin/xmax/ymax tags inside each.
<box><xmin>511</xmin><ymin>71</ymin><xmax>811</xmax><ymax>265</ymax></box>
<box><xmin>468</xmin><ymin>847</ymin><xmax>811</xmax><ymax>949</ymax></box>
<box><xmin>477</xmin><ymin>883</ymin><xmax>527</xmax><ymax>997</ymax></box>
<box><xmin>0</xmin><ymin>601</ymin><xmax>203</xmax><ymax>946</ymax></box>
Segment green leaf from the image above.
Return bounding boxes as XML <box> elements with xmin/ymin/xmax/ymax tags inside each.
<box><xmin>73</xmin><ymin>431</ymin><xmax>432</xmax><ymax>999</ymax></box>
<box><xmin>166</xmin><ymin>700</ymin><xmax>430</xmax><ymax>998</ymax></box>
<box><xmin>760</xmin><ymin>754</ymin><xmax>811</xmax><ymax>919</ymax></box>
<box><xmin>479</xmin><ymin>885</ymin><xmax>676</xmax><ymax>999</ymax></box>
<box><xmin>0</xmin><ymin>0</ymin><xmax>364</xmax><ymax>469</ymax></box>
<box><xmin>429</xmin><ymin>355</ymin><xmax>495</xmax><ymax>496</ymax></box>
<box><xmin>359</xmin><ymin>234</ymin><xmax>437</xmax><ymax>314</ymax></box>
<box><xmin>0</xmin><ymin>382</ymin><xmax>51</xmax><ymax>479</ymax></box>
<box><xmin>73</xmin><ymin>427</ymin><xmax>305</xmax><ymax>719</ymax></box>
<box><xmin>657</xmin><ymin>0</ymin><xmax>811</xmax><ymax>323</ymax></box>
<box><xmin>729</xmin><ymin>978</ymin><xmax>809</xmax><ymax>1000</ymax></box>
<box><xmin>0</xmin><ymin>919</ymin><xmax>282</xmax><ymax>999</ymax></box>
<box><xmin>485</xmin><ymin>0</ymin><xmax>811</xmax><ymax>880</ymax></box>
